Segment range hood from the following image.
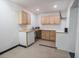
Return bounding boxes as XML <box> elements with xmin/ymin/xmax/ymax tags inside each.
<box><xmin>59</xmin><ymin>11</ymin><xmax>67</xmax><ymax>20</ymax></box>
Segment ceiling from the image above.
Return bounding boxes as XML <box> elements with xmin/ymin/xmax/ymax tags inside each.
<box><xmin>9</xmin><ymin>0</ymin><xmax>74</xmax><ymax>14</ymax></box>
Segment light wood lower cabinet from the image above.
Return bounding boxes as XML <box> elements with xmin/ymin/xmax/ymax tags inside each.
<box><xmin>49</xmin><ymin>31</ymin><xmax>56</xmax><ymax>42</ymax></box>
<box><xmin>41</xmin><ymin>31</ymin><xmax>46</xmax><ymax>39</ymax></box>
<box><xmin>45</xmin><ymin>31</ymin><xmax>50</xmax><ymax>40</ymax></box>
<box><xmin>41</xmin><ymin>30</ymin><xmax>56</xmax><ymax>42</ymax></box>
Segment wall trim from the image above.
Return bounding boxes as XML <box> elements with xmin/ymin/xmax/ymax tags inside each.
<box><xmin>0</xmin><ymin>44</ymin><xmax>19</xmax><ymax>55</ymax></box>
<box><xmin>19</xmin><ymin>44</ymin><xmax>27</xmax><ymax>48</ymax></box>
<box><xmin>0</xmin><ymin>44</ymin><xmax>27</xmax><ymax>55</ymax></box>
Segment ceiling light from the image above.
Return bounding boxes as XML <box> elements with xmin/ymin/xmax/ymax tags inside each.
<box><xmin>53</xmin><ymin>5</ymin><xmax>57</xmax><ymax>8</ymax></box>
<box><xmin>36</xmin><ymin>9</ymin><xmax>40</xmax><ymax>11</ymax></box>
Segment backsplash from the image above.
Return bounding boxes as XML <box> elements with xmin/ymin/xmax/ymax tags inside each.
<box><xmin>19</xmin><ymin>25</ymin><xmax>32</xmax><ymax>30</ymax></box>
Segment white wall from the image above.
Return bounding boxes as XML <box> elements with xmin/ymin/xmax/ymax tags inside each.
<box><xmin>56</xmin><ymin>33</ymin><xmax>70</xmax><ymax>52</ymax></box>
<box><xmin>75</xmin><ymin>0</ymin><xmax>79</xmax><ymax>58</ymax></box>
<box><xmin>56</xmin><ymin>3</ymin><xmax>78</xmax><ymax>53</ymax></box>
<box><xmin>68</xmin><ymin>7</ymin><xmax>78</xmax><ymax>52</ymax></box>
<box><xmin>25</xmin><ymin>12</ymin><xmax>38</xmax><ymax>29</ymax></box>
<box><xmin>0</xmin><ymin>0</ymin><xmax>38</xmax><ymax>52</ymax></box>
<box><xmin>75</xmin><ymin>8</ymin><xmax>79</xmax><ymax>58</ymax></box>
<box><xmin>38</xmin><ymin>11</ymin><xmax>67</xmax><ymax>32</ymax></box>
<box><xmin>0</xmin><ymin>0</ymin><xmax>19</xmax><ymax>52</ymax></box>
<box><xmin>66</xmin><ymin>0</ymin><xmax>74</xmax><ymax>28</ymax></box>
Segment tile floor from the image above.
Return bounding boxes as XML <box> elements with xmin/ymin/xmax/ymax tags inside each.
<box><xmin>0</xmin><ymin>40</ymin><xmax>70</xmax><ymax>58</ymax></box>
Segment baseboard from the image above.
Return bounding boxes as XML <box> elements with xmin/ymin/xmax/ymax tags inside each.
<box><xmin>69</xmin><ymin>52</ymin><xmax>75</xmax><ymax>58</ymax></box>
<box><xmin>18</xmin><ymin>44</ymin><xmax>27</xmax><ymax>48</ymax></box>
<box><xmin>27</xmin><ymin>42</ymin><xmax>35</xmax><ymax>47</ymax></box>
<box><xmin>0</xmin><ymin>43</ymin><xmax>35</xmax><ymax>55</ymax></box>
<box><xmin>19</xmin><ymin>43</ymin><xmax>35</xmax><ymax>48</ymax></box>
<box><xmin>0</xmin><ymin>44</ymin><xmax>19</xmax><ymax>55</ymax></box>
<box><xmin>40</xmin><ymin>39</ymin><xmax>56</xmax><ymax>42</ymax></box>
<box><xmin>39</xmin><ymin>44</ymin><xmax>57</xmax><ymax>49</ymax></box>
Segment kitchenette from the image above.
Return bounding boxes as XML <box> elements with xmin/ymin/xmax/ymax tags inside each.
<box><xmin>18</xmin><ymin>9</ymin><xmax>68</xmax><ymax>48</ymax></box>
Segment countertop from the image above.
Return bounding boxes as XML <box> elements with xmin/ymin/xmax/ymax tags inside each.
<box><xmin>19</xmin><ymin>29</ymin><xmax>65</xmax><ymax>33</ymax></box>
<box><xmin>19</xmin><ymin>29</ymin><xmax>35</xmax><ymax>32</ymax></box>
<box><xmin>35</xmin><ymin>29</ymin><xmax>65</xmax><ymax>33</ymax></box>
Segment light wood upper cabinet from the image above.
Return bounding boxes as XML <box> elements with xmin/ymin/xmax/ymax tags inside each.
<box><xmin>18</xmin><ymin>11</ymin><xmax>31</xmax><ymax>25</ymax></box>
<box><xmin>41</xmin><ymin>16</ymin><xmax>61</xmax><ymax>25</ymax></box>
<box><xmin>41</xmin><ymin>16</ymin><xmax>50</xmax><ymax>25</ymax></box>
<box><xmin>41</xmin><ymin>16</ymin><xmax>46</xmax><ymax>25</ymax></box>
<box><xmin>54</xmin><ymin>16</ymin><xmax>60</xmax><ymax>24</ymax></box>
<box><xmin>45</xmin><ymin>16</ymin><xmax>50</xmax><ymax>24</ymax></box>
<box><xmin>49</xmin><ymin>16</ymin><xmax>55</xmax><ymax>24</ymax></box>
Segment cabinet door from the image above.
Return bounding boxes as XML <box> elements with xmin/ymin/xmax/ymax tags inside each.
<box><xmin>45</xmin><ymin>31</ymin><xmax>50</xmax><ymax>40</ymax></box>
<box><xmin>18</xmin><ymin>11</ymin><xmax>31</xmax><ymax>25</ymax></box>
<box><xmin>45</xmin><ymin>16</ymin><xmax>50</xmax><ymax>24</ymax></box>
<box><xmin>41</xmin><ymin>31</ymin><xmax>46</xmax><ymax>39</ymax></box>
<box><xmin>41</xmin><ymin>16</ymin><xmax>46</xmax><ymax>25</ymax></box>
<box><xmin>49</xmin><ymin>31</ymin><xmax>56</xmax><ymax>42</ymax></box>
<box><xmin>22</xmin><ymin>11</ymin><xmax>28</xmax><ymax>24</ymax></box>
<box><xmin>41</xmin><ymin>16</ymin><xmax>50</xmax><ymax>25</ymax></box>
<box><xmin>28</xmin><ymin>32</ymin><xmax>35</xmax><ymax>45</ymax></box>
<box><xmin>35</xmin><ymin>30</ymin><xmax>41</xmax><ymax>39</ymax></box>
<box><xmin>18</xmin><ymin>11</ymin><xmax>22</xmax><ymax>24</ymax></box>
<box><xmin>49</xmin><ymin>16</ymin><xmax>55</xmax><ymax>24</ymax></box>
<box><xmin>54</xmin><ymin>16</ymin><xmax>60</xmax><ymax>24</ymax></box>
<box><xmin>19</xmin><ymin>32</ymin><xmax>27</xmax><ymax>46</ymax></box>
